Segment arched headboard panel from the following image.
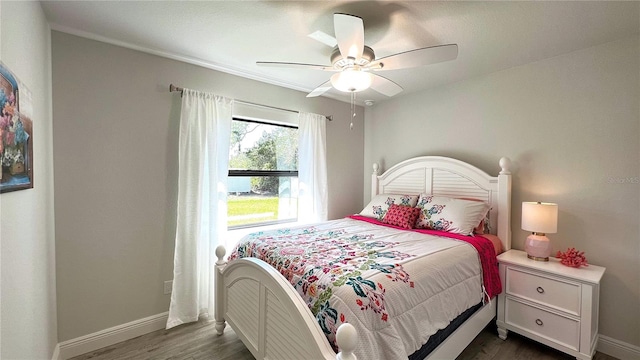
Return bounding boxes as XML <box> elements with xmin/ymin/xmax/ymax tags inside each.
<box><xmin>371</xmin><ymin>156</ymin><xmax>512</xmax><ymax>251</ymax></box>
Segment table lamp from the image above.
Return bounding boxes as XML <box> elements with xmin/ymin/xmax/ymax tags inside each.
<box><xmin>522</xmin><ymin>202</ymin><xmax>558</xmax><ymax>261</ymax></box>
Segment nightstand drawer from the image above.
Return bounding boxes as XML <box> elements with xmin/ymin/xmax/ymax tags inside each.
<box><xmin>505</xmin><ymin>298</ymin><xmax>580</xmax><ymax>350</ymax></box>
<box><xmin>506</xmin><ymin>267</ymin><xmax>581</xmax><ymax>315</ymax></box>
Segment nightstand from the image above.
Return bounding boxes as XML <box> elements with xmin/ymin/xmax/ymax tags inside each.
<box><xmin>496</xmin><ymin>249</ymin><xmax>605</xmax><ymax>360</ymax></box>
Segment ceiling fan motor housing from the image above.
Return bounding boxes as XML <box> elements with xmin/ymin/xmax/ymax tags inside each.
<box><xmin>331</xmin><ymin>45</ymin><xmax>375</xmax><ymax>69</ymax></box>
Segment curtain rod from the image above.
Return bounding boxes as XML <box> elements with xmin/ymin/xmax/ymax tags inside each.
<box><xmin>169</xmin><ymin>84</ymin><xmax>332</xmax><ymax>121</ymax></box>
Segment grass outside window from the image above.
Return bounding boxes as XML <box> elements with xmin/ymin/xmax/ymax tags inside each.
<box><xmin>228</xmin><ymin>196</ymin><xmax>282</xmax><ymax>227</ymax></box>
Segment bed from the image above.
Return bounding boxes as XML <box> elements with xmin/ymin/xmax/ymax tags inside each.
<box><xmin>214</xmin><ymin>156</ymin><xmax>512</xmax><ymax>359</ymax></box>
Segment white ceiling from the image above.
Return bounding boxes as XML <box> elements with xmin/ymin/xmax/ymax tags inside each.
<box><xmin>41</xmin><ymin>1</ymin><xmax>640</xmax><ymax>105</ymax></box>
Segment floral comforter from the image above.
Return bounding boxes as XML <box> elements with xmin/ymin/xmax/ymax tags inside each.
<box><xmin>228</xmin><ymin>217</ymin><xmax>499</xmax><ymax>359</ymax></box>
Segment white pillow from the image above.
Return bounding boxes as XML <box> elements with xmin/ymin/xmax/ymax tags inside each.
<box><xmin>360</xmin><ymin>194</ymin><xmax>419</xmax><ymax>221</ymax></box>
<box><xmin>414</xmin><ymin>194</ymin><xmax>489</xmax><ymax>235</ymax></box>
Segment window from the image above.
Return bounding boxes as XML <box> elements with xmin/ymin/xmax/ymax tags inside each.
<box><xmin>228</xmin><ymin>118</ymin><xmax>298</xmax><ymax>229</ymax></box>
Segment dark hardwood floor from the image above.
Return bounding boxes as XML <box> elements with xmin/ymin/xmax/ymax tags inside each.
<box><xmin>69</xmin><ymin>320</ymin><xmax>618</xmax><ymax>360</ymax></box>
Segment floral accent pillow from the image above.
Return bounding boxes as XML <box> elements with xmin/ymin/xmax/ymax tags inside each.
<box><xmin>382</xmin><ymin>204</ymin><xmax>421</xmax><ymax>229</ymax></box>
<box><xmin>414</xmin><ymin>194</ymin><xmax>490</xmax><ymax>236</ymax></box>
<box><xmin>360</xmin><ymin>194</ymin><xmax>419</xmax><ymax>221</ymax></box>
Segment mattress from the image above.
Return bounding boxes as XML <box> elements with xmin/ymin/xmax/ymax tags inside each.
<box><xmin>409</xmin><ymin>302</ymin><xmax>483</xmax><ymax>360</ymax></box>
<box><xmin>229</xmin><ymin>217</ymin><xmax>497</xmax><ymax>359</ymax></box>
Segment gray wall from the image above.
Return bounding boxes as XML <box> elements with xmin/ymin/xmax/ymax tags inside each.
<box><xmin>0</xmin><ymin>2</ymin><xmax>58</xmax><ymax>359</ymax></box>
<box><xmin>364</xmin><ymin>36</ymin><xmax>639</xmax><ymax>347</ymax></box>
<box><xmin>51</xmin><ymin>31</ymin><xmax>364</xmax><ymax>341</ymax></box>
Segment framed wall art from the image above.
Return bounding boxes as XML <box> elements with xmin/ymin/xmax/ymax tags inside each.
<box><xmin>0</xmin><ymin>62</ymin><xmax>33</xmax><ymax>193</ymax></box>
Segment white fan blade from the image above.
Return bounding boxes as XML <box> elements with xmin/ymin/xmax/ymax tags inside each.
<box><xmin>257</xmin><ymin>61</ymin><xmax>334</xmax><ymax>71</ymax></box>
<box><xmin>369</xmin><ymin>44</ymin><xmax>458</xmax><ymax>71</ymax></box>
<box><xmin>308</xmin><ymin>30</ymin><xmax>337</xmax><ymax>47</ymax></box>
<box><xmin>370</xmin><ymin>74</ymin><xmax>403</xmax><ymax>97</ymax></box>
<box><xmin>307</xmin><ymin>81</ymin><xmax>333</xmax><ymax>97</ymax></box>
<box><xmin>334</xmin><ymin>13</ymin><xmax>364</xmax><ymax>61</ymax></box>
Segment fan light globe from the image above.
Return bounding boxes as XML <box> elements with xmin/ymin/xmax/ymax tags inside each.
<box><xmin>330</xmin><ymin>69</ymin><xmax>373</xmax><ymax>92</ymax></box>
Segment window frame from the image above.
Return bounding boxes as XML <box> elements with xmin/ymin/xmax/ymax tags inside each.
<box><xmin>227</xmin><ymin>117</ymin><xmax>299</xmax><ymax>230</ymax></box>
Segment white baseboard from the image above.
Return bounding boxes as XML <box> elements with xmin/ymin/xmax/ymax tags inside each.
<box><xmin>598</xmin><ymin>335</ymin><xmax>640</xmax><ymax>360</ymax></box>
<box><xmin>58</xmin><ymin>312</ymin><xmax>168</xmax><ymax>360</ymax></box>
<box><xmin>53</xmin><ymin>313</ymin><xmax>640</xmax><ymax>360</ymax></box>
<box><xmin>51</xmin><ymin>343</ymin><xmax>61</xmax><ymax>360</ymax></box>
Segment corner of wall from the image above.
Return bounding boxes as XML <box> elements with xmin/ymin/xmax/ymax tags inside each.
<box><xmin>0</xmin><ymin>1</ymin><xmax>58</xmax><ymax>359</ymax></box>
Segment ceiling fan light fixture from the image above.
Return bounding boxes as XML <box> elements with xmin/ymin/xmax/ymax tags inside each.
<box><xmin>330</xmin><ymin>69</ymin><xmax>373</xmax><ymax>93</ymax></box>
<box><xmin>260</xmin><ymin>14</ymin><xmax>457</xmax><ymax>99</ymax></box>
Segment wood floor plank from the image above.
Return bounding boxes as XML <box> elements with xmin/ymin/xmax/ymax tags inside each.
<box><xmin>69</xmin><ymin>320</ymin><xmax>618</xmax><ymax>360</ymax></box>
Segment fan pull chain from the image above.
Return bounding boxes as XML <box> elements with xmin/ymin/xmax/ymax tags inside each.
<box><xmin>350</xmin><ymin>92</ymin><xmax>356</xmax><ymax>130</ymax></box>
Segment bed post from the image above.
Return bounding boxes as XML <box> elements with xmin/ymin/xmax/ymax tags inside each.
<box><xmin>214</xmin><ymin>245</ymin><xmax>227</xmax><ymax>335</ymax></box>
<box><xmin>336</xmin><ymin>323</ymin><xmax>357</xmax><ymax>360</ymax></box>
<box><xmin>497</xmin><ymin>157</ymin><xmax>512</xmax><ymax>251</ymax></box>
<box><xmin>371</xmin><ymin>163</ymin><xmax>380</xmax><ymax>198</ymax></box>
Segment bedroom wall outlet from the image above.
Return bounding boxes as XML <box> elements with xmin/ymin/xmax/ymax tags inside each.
<box><xmin>163</xmin><ymin>280</ymin><xmax>173</xmax><ymax>295</ymax></box>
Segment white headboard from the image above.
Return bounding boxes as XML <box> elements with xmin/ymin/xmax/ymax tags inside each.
<box><xmin>371</xmin><ymin>156</ymin><xmax>512</xmax><ymax>251</ymax></box>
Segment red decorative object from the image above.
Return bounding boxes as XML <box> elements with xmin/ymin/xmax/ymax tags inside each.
<box><xmin>382</xmin><ymin>204</ymin><xmax>420</xmax><ymax>229</ymax></box>
<box><xmin>556</xmin><ymin>248</ymin><xmax>589</xmax><ymax>268</ymax></box>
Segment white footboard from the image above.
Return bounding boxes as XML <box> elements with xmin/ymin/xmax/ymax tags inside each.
<box><xmin>214</xmin><ymin>246</ymin><xmax>356</xmax><ymax>360</ymax></box>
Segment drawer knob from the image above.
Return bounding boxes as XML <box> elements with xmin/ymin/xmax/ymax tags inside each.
<box><xmin>536</xmin><ymin>286</ymin><xmax>545</xmax><ymax>294</ymax></box>
<box><xmin>535</xmin><ymin>319</ymin><xmax>544</xmax><ymax>326</ymax></box>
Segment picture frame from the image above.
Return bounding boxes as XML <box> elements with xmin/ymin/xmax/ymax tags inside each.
<box><xmin>0</xmin><ymin>62</ymin><xmax>34</xmax><ymax>193</ymax></box>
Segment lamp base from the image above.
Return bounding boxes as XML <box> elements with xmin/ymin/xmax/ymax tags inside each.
<box><xmin>525</xmin><ymin>233</ymin><xmax>551</xmax><ymax>262</ymax></box>
<box><xmin>527</xmin><ymin>254</ymin><xmax>549</xmax><ymax>262</ymax></box>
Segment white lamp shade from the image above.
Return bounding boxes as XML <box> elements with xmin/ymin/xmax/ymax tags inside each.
<box><xmin>522</xmin><ymin>202</ymin><xmax>558</xmax><ymax>234</ymax></box>
<box><xmin>330</xmin><ymin>70</ymin><xmax>373</xmax><ymax>93</ymax></box>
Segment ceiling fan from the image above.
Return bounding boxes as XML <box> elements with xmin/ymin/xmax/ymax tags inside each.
<box><xmin>257</xmin><ymin>13</ymin><xmax>458</xmax><ymax>98</ymax></box>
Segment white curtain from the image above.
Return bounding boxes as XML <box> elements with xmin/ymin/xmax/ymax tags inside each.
<box><xmin>166</xmin><ymin>89</ymin><xmax>233</xmax><ymax>329</ymax></box>
<box><xmin>297</xmin><ymin>112</ymin><xmax>328</xmax><ymax>223</ymax></box>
